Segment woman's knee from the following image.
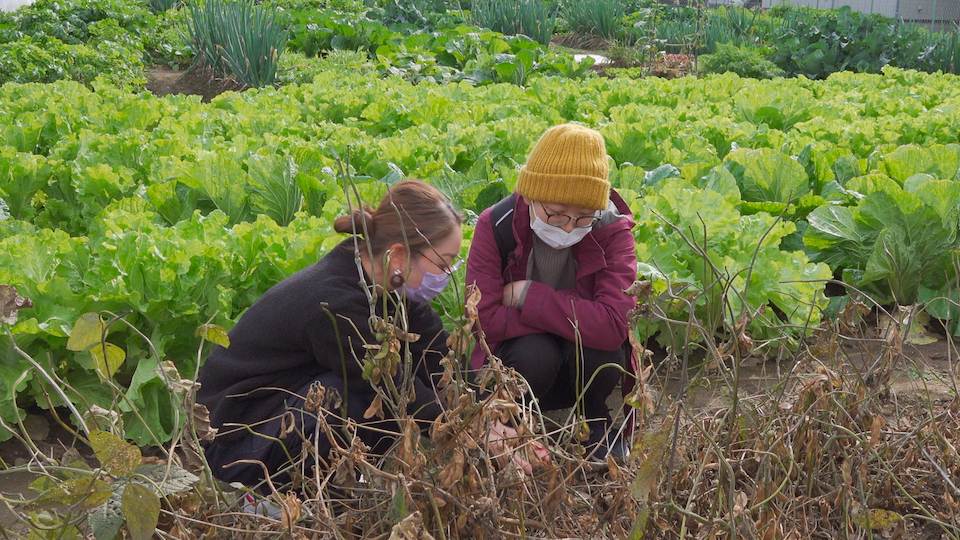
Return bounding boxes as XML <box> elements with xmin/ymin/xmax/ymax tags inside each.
<box><xmin>497</xmin><ymin>333</ymin><xmax>564</xmax><ymax>393</ymax></box>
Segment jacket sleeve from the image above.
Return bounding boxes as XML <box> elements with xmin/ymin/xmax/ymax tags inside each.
<box><xmin>304</xmin><ymin>285</ymin><xmax>377</xmax><ymax>382</ymax></box>
<box><xmin>406</xmin><ymin>300</ymin><xmax>449</xmax><ymax>380</ymax></box>
<box><xmin>305</xmin><ymin>288</ymin><xmax>444</xmax><ymax>421</ymax></box>
<box><xmin>518</xmin><ymin>227</ymin><xmax>638</xmax><ymax>350</ymax></box>
<box><xmin>464</xmin><ymin>210</ymin><xmax>542</xmax><ymax>345</ymax></box>
<box><xmin>404</xmin><ymin>300</ymin><xmax>448</xmax><ymax>421</ymax></box>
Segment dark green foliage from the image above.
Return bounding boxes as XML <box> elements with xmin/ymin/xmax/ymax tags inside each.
<box><xmin>143</xmin><ymin>7</ymin><xmax>193</xmax><ymax>66</ymax></box>
<box><xmin>185</xmin><ymin>0</ymin><xmax>289</xmax><ymax>88</ymax></box>
<box><xmin>470</xmin><ymin>0</ymin><xmax>557</xmax><ymax>46</ymax></box>
<box><xmin>563</xmin><ymin>0</ymin><xmax>624</xmax><ymax>40</ymax></box>
<box><xmin>768</xmin><ymin>6</ymin><xmax>932</xmax><ymax>78</ymax></box>
<box><xmin>366</xmin><ymin>0</ymin><xmax>468</xmax><ymax>31</ymax></box>
<box><xmin>699</xmin><ymin>43</ymin><xmax>783</xmax><ymax>78</ymax></box>
<box><xmin>282</xmin><ymin>13</ymin><xmax>591</xmax><ymax>86</ymax></box>
<box><xmin>266</xmin><ymin>0</ymin><xmax>364</xmax><ymax>11</ymax></box>
<box><xmin>0</xmin><ymin>0</ymin><xmax>149</xmax><ymax>87</ymax></box>
<box><xmin>646</xmin><ymin>4</ymin><xmax>960</xmax><ymax>79</ymax></box>
<box><xmin>651</xmin><ymin>6</ymin><xmax>771</xmax><ymax>54</ymax></box>
<box><xmin>285</xmin><ymin>11</ymin><xmax>401</xmax><ymax>57</ymax></box>
<box><xmin>148</xmin><ymin>0</ymin><xmax>179</xmax><ymax>13</ymax></box>
<box><xmin>10</xmin><ymin>0</ymin><xmax>152</xmax><ymax>43</ymax></box>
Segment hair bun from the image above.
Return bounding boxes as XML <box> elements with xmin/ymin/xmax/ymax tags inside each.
<box><xmin>334</xmin><ymin>206</ymin><xmax>376</xmax><ymax>236</ymax></box>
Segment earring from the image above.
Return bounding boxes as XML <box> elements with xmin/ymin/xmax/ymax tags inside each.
<box><xmin>388</xmin><ymin>269</ymin><xmax>405</xmax><ymax>288</ymax></box>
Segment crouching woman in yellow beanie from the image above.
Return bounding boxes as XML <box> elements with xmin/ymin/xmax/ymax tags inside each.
<box><xmin>464</xmin><ymin>123</ymin><xmax>638</xmax><ymax>460</ymax></box>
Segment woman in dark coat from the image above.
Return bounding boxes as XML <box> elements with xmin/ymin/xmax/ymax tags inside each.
<box><xmin>197</xmin><ymin>180</ymin><xmax>463</xmax><ymax>496</ymax></box>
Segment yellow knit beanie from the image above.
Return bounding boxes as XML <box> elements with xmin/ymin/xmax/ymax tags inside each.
<box><xmin>517</xmin><ymin>123</ymin><xmax>610</xmax><ymax>211</ymax></box>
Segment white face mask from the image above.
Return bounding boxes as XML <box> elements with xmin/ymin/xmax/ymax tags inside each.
<box><xmin>530</xmin><ymin>208</ymin><xmax>591</xmax><ymax>249</ymax></box>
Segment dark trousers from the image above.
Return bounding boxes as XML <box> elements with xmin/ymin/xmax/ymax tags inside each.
<box><xmin>203</xmin><ymin>372</ymin><xmax>394</xmax><ymax>495</ymax></box>
<box><xmin>496</xmin><ymin>333</ymin><xmax>626</xmax><ymax>426</ymax></box>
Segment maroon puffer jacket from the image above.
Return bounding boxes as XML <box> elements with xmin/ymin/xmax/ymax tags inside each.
<box><xmin>465</xmin><ymin>189</ymin><xmax>638</xmax><ymax>370</ymax></box>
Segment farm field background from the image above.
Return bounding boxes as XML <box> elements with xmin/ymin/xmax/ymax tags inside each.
<box><xmin>3</xmin><ymin>65</ymin><xmax>960</xmax><ymax>434</ymax></box>
<box><xmin>1</xmin><ymin>0</ymin><xmax>959</xmax><ymax>538</ymax></box>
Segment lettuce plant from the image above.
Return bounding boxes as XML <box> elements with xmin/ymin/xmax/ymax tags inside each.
<box><xmin>805</xmin><ymin>178</ymin><xmax>960</xmax><ymax>307</ymax></box>
<box><xmin>631</xmin><ymin>176</ymin><xmax>832</xmax><ymax>354</ymax></box>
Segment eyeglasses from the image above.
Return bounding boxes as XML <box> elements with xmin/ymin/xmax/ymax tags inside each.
<box><xmin>419</xmin><ymin>252</ymin><xmax>463</xmax><ymax>275</ymax></box>
<box><xmin>537</xmin><ymin>202</ymin><xmax>600</xmax><ymax>229</ymax></box>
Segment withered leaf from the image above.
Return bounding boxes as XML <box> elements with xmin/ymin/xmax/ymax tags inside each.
<box><xmin>90</xmin><ymin>342</ymin><xmax>126</xmax><ymax>381</ymax></box>
<box><xmin>623</xmin><ymin>280</ymin><xmax>652</xmax><ymax>298</ymax></box>
<box><xmin>192</xmin><ymin>402</ymin><xmax>217</xmax><ymax>442</ymax></box>
<box><xmin>0</xmin><ymin>285</ymin><xmax>33</xmax><ymax>325</ymax></box>
<box><xmin>437</xmin><ymin>447</ymin><xmax>466</xmax><ymax>490</ymax></box>
<box><xmin>464</xmin><ymin>284</ymin><xmax>481</xmax><ymax>320</ymax></box>
<box><xmin>281</xmin><ymin>492</ymin><xmax>302</xmax><ymax>530</ymax></box>
<box><xmin>363</xmin><ymin>393</ymin><xmax>384</xmax><ymax>420</ymax></box>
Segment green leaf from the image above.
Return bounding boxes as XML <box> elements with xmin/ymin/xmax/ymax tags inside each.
<box><xmin>121</xmin><ymin>482</ymin><xmax>160</xmax><ymax>540</ymax></box>
<box><xmin>694</xmin><ymin>165</ymin><xmax>742</xmax><ymax>203</ymax></box>
<box><xmin>387</xmin><ymin>477</ymin><xmax>408</xmax><ymax>526</ymax></box>
<box><xmin>89</xmin><ymin>430</ymin><xmax>142</xmax><ymax>478</ymax></box>
<box><xmin>912</xmin><ymin>179</ymin><xmax>960</xmax><ymax>229</ymax></box>
<box><xmin>727</xmin><ymin>148</ymin><xmax>810</xmax><ymax>203</ymax></box>
<box><xmin>29</xmin><ymin>477</ymin><xmax>114</xmax><ymax>511</ymax></box>
<box><xmin>121</xmin><ymin>357</ymin><xmax>180</xmax><ymax>445</ymax></box>
<box><xmin>0</xmin><ymin>147</ymin><xmax>53</xmax><ymax>221</ymax></box>
<box><xmin>89</xmin><ymin>492</ymin><xmax>124</xmax><ymax>540</ymax></box>
<box><xmin>644</xmin><ymin>164</ymin><xmax>681</xmax><ymax>187</ymax></box>
<box><xmin>831</xmin><ymin>154</ymin><xmax>862</xmax><ymax>185</ymax></box>
<box><xmin>815</xmin><ymin>189</ymin><xmax>960</xmax><ymax>305</ymax></box>
<box><xmin>196</xmin><ymin>323</ymin><xmax>230</xmax><ymax>348</ymax></box>
<box><xmin>74</xmin><ymin>163</ymin><xmax>136</xmax><ymax>217</ymax></box>
<box><xmin>804</xmin><ymin>203</ymin><xmax>868</xmax><ymax>268</ymax></box>
<box><xmin>66</xmin><ymin>313</ymin><xmax>105</xmax><ymax>352</ymax></box>
<box><xmin>740</xmin><ymin>200</ymin><xmax>792</xmax><ymax>218</ymax></box>
<box><xmin>846</xmin><ymin>173</ymin><xmax>901</xmax><ymax>197</ymax></box>
<box><xmin>381</xmin><ymin>163</ymin><xmax>405</xmax><ymax>186</ymax></box>
<box><xmin>144</xmin><ymin>180</ymin><xmax>195</xmax><ymax>226</ymax></box>
<box><xmin>878</xmin><ymin>144</ymin><xmax>935</xmax><ymax>184</ymax></box>
<box><xmin>919</xmin><ymin>284</ymin><xmax>960</xmax><ymax>337</ymax></box>
<box><xmin>177</xmin><ymin>151</ymin><xmax>251</xmax><ymax>226</ymax></box>
<box><xmin>734</xmin><ymin>84</ymin><xmax>814</xmax><ymax>131</ymax></box>
<box><xmin>135</xmin><ymin>464</ymin><xmax>200</xmax><ymax>495</ymax></box>
<box><xmin>248</xmin><ymin>154</ymin><xmax>303</xmax><ymax>227</ymax></box>
<box><xmin>929</xmin><ymin>143</ymin><xmax>960</xmax><ymax>180</ymax></box>
<box><xmin>90</xmin><ymin>342</ymin><xmax>126</xmax><ymax>381</ymax></box>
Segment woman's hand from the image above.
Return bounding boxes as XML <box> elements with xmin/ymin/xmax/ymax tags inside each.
<box><xmin>487</xmin><ymin>420</ymin><xmax>550</xmax><ymax>474</ymax></box>
<box><xmin>501</xmin><ymin>280</ymin><xmax>528</xmax><ymax>307</ymax></box>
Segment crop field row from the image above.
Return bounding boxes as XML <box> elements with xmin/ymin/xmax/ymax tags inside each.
<box><xmin>1</xmin><ymin>54</ymin><xmax>960</xmax><ymax>538</ymax></box>
<box><xmin>1</xmin><ymin>66</ymin><xmax>959</xmax><ymax>442</ymax></box>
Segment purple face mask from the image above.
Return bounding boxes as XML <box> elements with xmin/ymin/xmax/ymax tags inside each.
<box><xmin>403</xmin><ymin>256</ymin><xmax>459</xmax><ymax>303</ymax></box>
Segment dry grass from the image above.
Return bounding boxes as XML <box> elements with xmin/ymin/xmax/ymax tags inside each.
<box><xmin>2</xmin><ymin>282</ymin><xmax>959</xmax><ymax>540</ymax></box>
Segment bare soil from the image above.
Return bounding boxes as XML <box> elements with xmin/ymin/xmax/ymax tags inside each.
<box><xmin>145</xmin><ymin>65</ymin><xmax>246</xmax><ymax>102</ymax></box>
<box><xmin>553</xmin><ymin>33</ymin><xmax>612</xmax><ymax>52</ymax></box>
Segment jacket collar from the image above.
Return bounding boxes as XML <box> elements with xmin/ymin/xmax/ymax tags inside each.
<box><xmin>511</xmin><ymin>189</ymin><xmax>635</xmax><ymax>277</ymax></box>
